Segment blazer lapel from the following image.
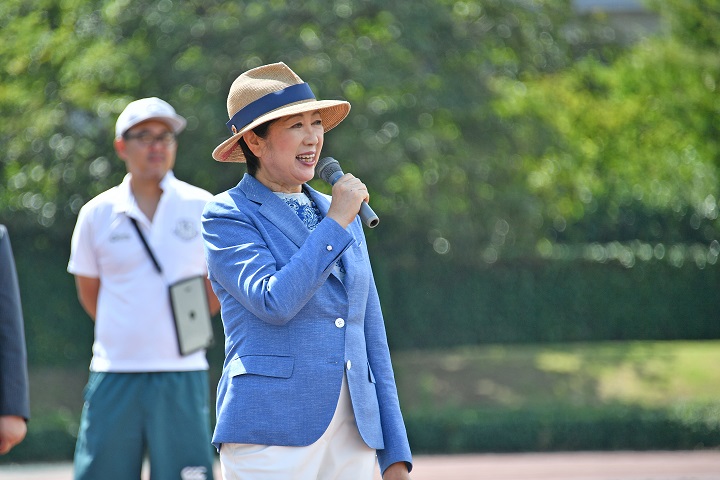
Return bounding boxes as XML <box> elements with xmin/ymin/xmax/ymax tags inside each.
<box><xmin>239</xmin><ymin>174</ymin><xmax>309</xmax><ymax>249</ymax></box>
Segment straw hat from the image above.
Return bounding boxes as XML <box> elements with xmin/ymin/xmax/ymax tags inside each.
<box><xmin>213</xmin><ymin>62</ymin><xmax>351</xmax><ymax>162</ymax></box>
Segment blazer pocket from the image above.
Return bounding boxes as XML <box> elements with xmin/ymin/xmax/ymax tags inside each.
<box><xmin>367</xmin><ymin>362</ymin><xmax>376</xmax><ymax>384</ymax></box>
<box><xmin>228</xmin><ymin>354</ymin><xmax>295</xmax><ymax>379</ymax></box>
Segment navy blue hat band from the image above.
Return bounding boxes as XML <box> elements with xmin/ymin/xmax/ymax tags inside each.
<box><xmin>226</xmin><ymin>83</ymin><xmax>316</xmax><ymax>133</ymax></box>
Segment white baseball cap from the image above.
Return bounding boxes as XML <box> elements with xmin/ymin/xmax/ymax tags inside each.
<box><xmin>115</xmin><ymin>97</ymin><xmax>187</xmax><ymax>139</ymax></box>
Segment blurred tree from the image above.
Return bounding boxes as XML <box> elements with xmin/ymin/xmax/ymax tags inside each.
<box><xmin>0</xmin><ymin>0</ymin><xmax>623</xmax><ymax>261</ymax></box>
<box><xmin>493</xmin><ymin>0</ymin><xmax>720</xmax><ymax>253</ymax></box>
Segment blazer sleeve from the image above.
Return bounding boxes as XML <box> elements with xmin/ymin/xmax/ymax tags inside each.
<box><xmin>363</xmin><ymin>246</ymin><xmax>413</xmax><ymax>474</ymax></box>
<box><xmin>0</xmin><ymin>225</ymin><xmax>30</xmax><ymax>420</ymax></box>
<box><xmin>202</xmin><ymin>197</ymin><xmax>355</xmax><ymax>326</ymax></box>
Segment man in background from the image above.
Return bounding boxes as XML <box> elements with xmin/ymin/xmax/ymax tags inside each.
<box><xmin>0</xmin><ymin>224</ymin><xmax>30</xmax><ymax>455</ymax></box>
<box><xmin>68</xmin><ymin>97</ymin><xmax>219</xmax><ymax>480</ymax></box>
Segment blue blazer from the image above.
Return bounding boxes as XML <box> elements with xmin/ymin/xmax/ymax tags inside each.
<box><xmin>202</xmin><ymin>174</ymin><xmax>412</xmax><ymax>474</ymax></box>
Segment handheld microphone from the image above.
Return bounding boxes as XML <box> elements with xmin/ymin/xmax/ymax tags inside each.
<box><xmin>315</xmin><ymin>157</ymin><xmax>379</xmax><ymax>228</ymax></box>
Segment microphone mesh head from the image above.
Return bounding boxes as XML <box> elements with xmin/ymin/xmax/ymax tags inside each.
<box><xmin>315</xmin><ymin>157</ymin><xmax>343</xmax><ymax>183</ymax></box>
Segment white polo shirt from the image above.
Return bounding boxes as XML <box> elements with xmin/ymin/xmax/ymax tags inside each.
<box><xmin>68</xmin><ymin>172</ymin><xmax>213</xmax><ymax>372</ymax></box>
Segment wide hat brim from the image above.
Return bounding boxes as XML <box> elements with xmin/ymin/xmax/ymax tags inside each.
<box><xmin>212</xmin><ymin>99</ymin><xmax>350</xmax><ymax>163</ymax></box>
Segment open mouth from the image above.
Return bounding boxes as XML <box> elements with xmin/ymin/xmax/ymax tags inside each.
<box><xmin>296</xmin><ymin>154</ymin><xmax>315</xmax><ymax>164</ymax></box>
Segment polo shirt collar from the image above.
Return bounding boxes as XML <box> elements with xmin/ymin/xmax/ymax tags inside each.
<box><xmin>114</xmin><ymin>171</ymin><xmax>177</xmax><ymax>216</ymax></box>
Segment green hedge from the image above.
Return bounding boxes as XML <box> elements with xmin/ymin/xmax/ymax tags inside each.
<box><xmin>405</xmin><ymin>403</ymin><xmax>720</xmax><ymax>454</ymax></box>
<box><xmin>375</xmin><ymin>257</ymin><xmax>720</xmax><ymax>350</ymax></box>
<box><xmin>13</xmin><ymin>233</ymin><xmax>97</xmax><ymax>367</ymax></box>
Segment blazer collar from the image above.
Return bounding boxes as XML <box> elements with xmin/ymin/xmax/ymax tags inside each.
<box><xmin>238</xmin><ymin>174</ymin><xmax>310</xmax><ymax>249</ymax></box>
<box><xmin>112</xmin><ymin>171</ymin><xmax>177</xmax><ymax>225</ymax></box>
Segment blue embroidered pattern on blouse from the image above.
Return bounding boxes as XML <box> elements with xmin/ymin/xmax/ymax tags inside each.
<box><xmin>281</xmin><ymin>197</ymin><xmax>322</xmax><ymax>231</ymax></box>
<box><xmin>278</xmin><ymin>192</ymin><xmax>346</xmax><ymax>276</ymax></box>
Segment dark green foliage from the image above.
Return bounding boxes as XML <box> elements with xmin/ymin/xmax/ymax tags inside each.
<box><xmin>405</xmin><ymin>404</ymin><xmax>720</xmax><ymax>453</ymax></box>
<box><xmin>376</xmin><ymin>256</ymin><xmax>720</xmax><ymax>350</ymax></box>
<box><xmin>11</xmin><ymin>227</ymin><xmax>93</xmax><ymax>366</ymax></box>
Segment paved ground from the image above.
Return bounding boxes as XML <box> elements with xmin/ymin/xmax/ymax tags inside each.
<box><xmin>1</xmin><ymin>450</ymin><xmax>719</xmax><ymax>479</ymax></box>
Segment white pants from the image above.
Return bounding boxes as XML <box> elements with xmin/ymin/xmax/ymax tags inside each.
<box><xmin>219</xmin><ymin>375</ymin><xmax>377</xmax><ymax>480</ymax></box>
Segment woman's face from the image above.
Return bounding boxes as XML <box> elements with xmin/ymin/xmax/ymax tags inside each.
<box><xmin>250</xmin><ymin>110</ymin><xmax>324</xmax><ymax>193</ymax></box>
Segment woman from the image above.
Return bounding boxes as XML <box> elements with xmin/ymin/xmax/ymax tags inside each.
<box><xmin>202</xmin><ymin>62</ymin><xmax>413</xmax><ymax>480</ymax></box>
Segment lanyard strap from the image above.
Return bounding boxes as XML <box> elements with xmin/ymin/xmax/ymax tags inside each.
<box><xmin>129</xmin><ymin>217</ymin><xmax>163</xmax><ymax>274</ymax></box>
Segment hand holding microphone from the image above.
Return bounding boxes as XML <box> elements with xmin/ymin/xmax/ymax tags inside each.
<box><xmin>315</xmin><ymin>157</ymin><xmax>379</xmax><ymax>228</ymax></box>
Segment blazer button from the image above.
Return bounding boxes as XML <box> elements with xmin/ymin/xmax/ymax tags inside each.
<box><xmin>346</xmin><ymin>360</ymin><xmax>352</xmax><ymax>370</ymax></box>
<box><xmin>334</xmin><ymin>318</ymin><xmax>345</xmax><ymax>328</ymax></box>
